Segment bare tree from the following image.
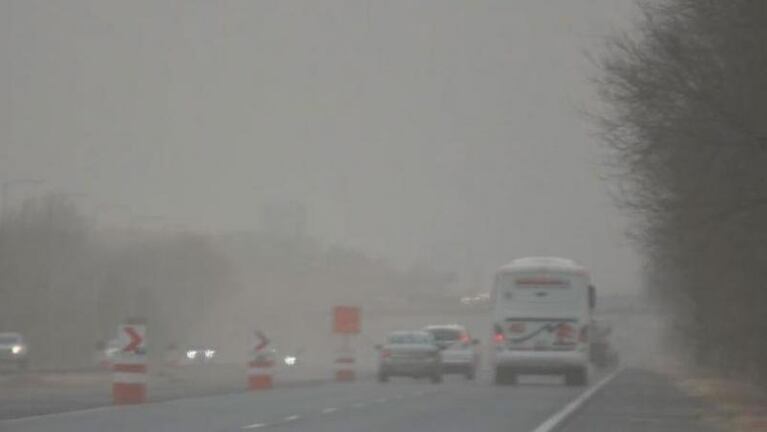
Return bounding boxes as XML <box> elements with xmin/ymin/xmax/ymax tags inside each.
<box><xmin>597</xmin><ymin>0</ymin><xmax>767</xmax><ymax>385</ymax></box>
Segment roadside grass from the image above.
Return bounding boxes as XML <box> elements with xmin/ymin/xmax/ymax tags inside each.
<box><xmin>670</xmin><ymin>366</ymin><xmax>767</xmax><ymax>432</ymax></box>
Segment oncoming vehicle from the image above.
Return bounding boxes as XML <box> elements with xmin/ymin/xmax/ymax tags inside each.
<box><xmin>280</xmin><ymin>347</ymin><xmax>304</xmax><ymax>367</ymax></box>
<box><xmin>491</xmin><ymin>257</ymin><xmax>595</xmax><ymax>386</ymax></box>
<box><xmin>183</xmin><ymin>346</ymin><xmax>217</xmax><ymax>364</ymax></box>
<box><xmin>95</xmin><ymin>338</ymin><xmax>121</xmax><ymax>369</ymax></box>
<box><xmin>377</xmin><ymin>331</ymin><xmax>442</xmax><ymax>383</ymax></box>
<box><xmin>0</xmin><ymin>332</ymin><xmax>29</xmax><ymax>370</ymax></box>
<box><xmin>423</xmin><ymin>324</ymin><xmax>479</xmax><ymax>379</ymax></box>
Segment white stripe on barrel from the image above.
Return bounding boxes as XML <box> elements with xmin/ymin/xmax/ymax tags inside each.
<box><xmin>112</xmin><ymin>320</ymin><xmax>147</xmax><ymax>405</ymax></box>
<box><xmin>248</xmin><ymin>357</ymin><xmax>274</xmax><ymax>390</ymax></box>
<box><xmin>334</xmin><ymin>355</ymin><xmax>355</xmax><ymax>381</ymax></box>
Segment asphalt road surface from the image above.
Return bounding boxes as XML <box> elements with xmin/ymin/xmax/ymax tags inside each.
<box><xmin>2</xmin><ymin>372</ymin><xmax>585</xmax><ymax>432</ymax></box>
<box><xmin>0</xmin><ymin>369</ymin><xmax>714</xmax><ymax>432</ymax></box>
<box><xmin>561</xmin><ymin>368</ymin><xmax>717</xmax><ymax>432</ymax></box>
<box><xmin>0</xmin><ymin>364</ymin><xmax>334</xmax><ymax>421</ymax></box>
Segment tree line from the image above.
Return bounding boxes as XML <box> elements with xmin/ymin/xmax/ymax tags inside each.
<box><xmin>0</xmin><ymin>195</ymin><xmax>453</xmax><ymax>368</ymax></box>
<box><xmin>597</xmin><ymin>0</ymin><xmax>767</xmax><ymax>384</ymax></box>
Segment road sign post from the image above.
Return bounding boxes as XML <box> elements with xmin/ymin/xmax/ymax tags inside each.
<box><xmin>332</xmin><ymin>306</ymin><xmax>360</xmax><ymax>382</ymax></box>
<box><xmin>334</xmin><ymin>334</ymin><xmax>356</xmax><ymax>382</ymax></box>
<box><xmin>112</xmin><ymin>318</ymin><xmax>147</xmax><ymax>405</ymax></box>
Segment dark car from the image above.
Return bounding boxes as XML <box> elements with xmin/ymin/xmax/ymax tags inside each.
<box><xmin>590</xmin><ymin>319</ymin><xmax>619</xmax><ymax>369</ymax></box>
<box><xmin>377</xmin><ymin>331</ymin><xmax>442</xmax><ymax>383</ymax></box>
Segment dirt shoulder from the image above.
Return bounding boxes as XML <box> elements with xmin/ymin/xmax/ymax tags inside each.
<box><xmin>660</xmin><ymin>359</ymin><xmax>767</xmax><ymax>431</ymax></box>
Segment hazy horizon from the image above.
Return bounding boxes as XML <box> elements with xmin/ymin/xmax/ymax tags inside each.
<box><xmin>1</xmin><ymin>0</ymin><xmax>640</xmax><ymax>294</ymax></box>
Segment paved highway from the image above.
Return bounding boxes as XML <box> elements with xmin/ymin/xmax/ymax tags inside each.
<box><xmin>0</xmin><ymin>364</ymin><xmax>333</xmax><ymax>421</ymax></box>
<box><xmin>2</xmin><ymin>373</ymin><xmax>586</xmax><ymax>432</ymax></box>
<box><xmin>1</xmin><ymin>368</ymin><xmax>714</xmax><ymax>432</ymax></box>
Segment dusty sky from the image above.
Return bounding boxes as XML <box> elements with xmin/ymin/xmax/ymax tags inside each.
<box><xmin>1</xmin><ymin>0</ymin><xmax>639</xmax><ymax>293</ymax></box>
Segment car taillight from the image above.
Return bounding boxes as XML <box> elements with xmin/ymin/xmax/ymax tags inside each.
<box><xmin>493</xmin><ymin>324</ymin><xmax>505</xmax><ymax>343</ymax></box>
<box><xmin>460</xmin><ymin>333</ymin><xmax>470</xmax><ymax>345</ymax></box>
<box><xmin>578</xmin><ymin>326</ymin><xmax>589</xmax><ymax>343</ymax></box>
<box><xmin>380</xmin><ymin>350</ymin><xmax>391</xmax><ymax>359</ymax></box>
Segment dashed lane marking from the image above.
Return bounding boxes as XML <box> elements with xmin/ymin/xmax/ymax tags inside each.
<box><xmin>240</xmin><ymin>389</ymin><xmax>435</xmax><ymax>431</ymax></box>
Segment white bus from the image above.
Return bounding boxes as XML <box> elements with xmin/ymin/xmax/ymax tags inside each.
<box><xmin>491</xmin><ymin>257</ymin><xmax>595</xmax><ymax>386</ymax></box>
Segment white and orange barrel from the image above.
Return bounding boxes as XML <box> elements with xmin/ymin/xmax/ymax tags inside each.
<box><xmin>112</xmin><ymin>319</ymin><xmax>147</xmax><ymax>405</ymax></box>
<box><xmin>248</xmin><ymin>354</ymin><xmax>274</xmax><ymax>390</ymax></box>
<box><xmin>112</xmin><ymin>356</ymin><xmax>147</xmax><ymax>404</ymax></box>
<box><xmin>334</xmin><ymin>354</ymin><xmax>355</xmax><ymax>382</ymax></box>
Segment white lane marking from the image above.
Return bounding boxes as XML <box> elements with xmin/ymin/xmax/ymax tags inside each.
<box><xmin>242</xmin><ymin>423</ymin><xmax>267</xmax><ymax>429</ymax></box>
<box><xmin>352</xmin><ymin>402</ymin><xmax>366</xmax><ymax>408</ymax></box>
<box><xmin>529</xmin><ymin>369</ymin><xmax>622</xmax><ymax>432</ymax></box>
<box><xmin>321</xmin><ymin>407</ymin><xmax>338</xmax><ymax>414</ymax></box>
<box><xmin>283</xmin><ymin>415</ymin><xmax>301</xmax><ymax>422</ymax></box>
<box><xmin>0</xmin><ymin>404</ymin><xmax>120</xmax><ymax>424</ymax></box>
<box><xmin>413</xmin><ymin>390</ymin><xmax>426</xmax><ymax>396</ymax></box>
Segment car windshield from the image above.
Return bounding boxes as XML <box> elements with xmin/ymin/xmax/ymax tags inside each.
<box><xmin>1</xmin><ymin>1</ymin><xmax>762</xmax><ymax>431</ymax></box>
<box><xmin>388</xmin><ymin>334</ymin><xmax>432</xmax><ymax>345</ymax></box>
<box><xmin>427</xmin><ymin>329</ymin><xmax>461</xmax><ymax>342</ymax></box>
<box><xmin>0</xmin><ymin>335</ymin><xmax>21</xmax><ymax>345</ymax></box>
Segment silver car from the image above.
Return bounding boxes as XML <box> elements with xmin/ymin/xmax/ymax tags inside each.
<box><xmin>0</xmin><ymin>332</ymin><xmax>29</xmax><ymax>370</ymax></box>
<box><xmin>424</xmin><ymin>324</ymin><xmax>480</xmax><ymax>380</ymax></box>
<box><xmin>377</xmin><ymin>331</ymin><xmax>442</xmax><ymax>383</ymax></box>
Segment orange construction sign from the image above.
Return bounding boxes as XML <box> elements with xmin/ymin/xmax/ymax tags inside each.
<box><xmin>332</xmin><ymin>306</ymin><xmax>360</xmax><ymax>334</ymax></box>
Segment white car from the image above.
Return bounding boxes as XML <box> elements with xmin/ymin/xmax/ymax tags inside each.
<box><xmin>424</xmin><ymin>325</ymin><xmax>479</xmax><ymax>380</ymax></box>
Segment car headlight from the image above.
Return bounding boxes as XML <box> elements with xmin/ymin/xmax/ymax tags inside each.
<box><xmin>11</xmin><ymin>345</ymin><xmax>24</xmax><ymax>355</ymax></box>
<box><xmin>186</xmin><ymin>350</ymin><xmax>198</xmax><ymax>359</ymax></box>
<box><xmin>204</xmin><ymin>349</ymin><xmax>215</xmax><ymax>359</ymax></box>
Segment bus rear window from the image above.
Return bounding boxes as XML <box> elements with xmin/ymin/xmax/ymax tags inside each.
<box><xmin>515</xmin><ymin>277</ymin><xmax>570</xmax><ymax>289</ymax></box>
<box><xmin>495</xmin><ymin>273</ymin><xmax>577</xmax><ymax>303</ymax></box>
